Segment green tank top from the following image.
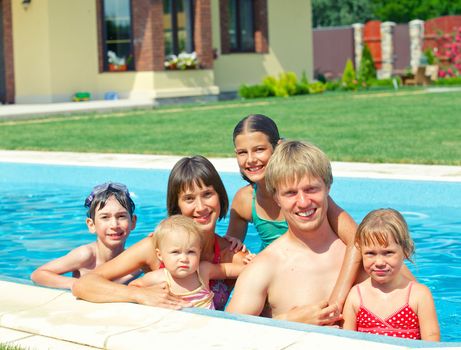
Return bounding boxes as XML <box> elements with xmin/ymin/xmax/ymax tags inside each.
<box><xmin>251</xmin><ymin>185</ymin><xmax>288</xmax><ymax>251</ymax></box>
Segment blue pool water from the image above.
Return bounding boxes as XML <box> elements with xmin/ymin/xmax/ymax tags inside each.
<box><xmin>1</xmin><ymin>162</ymin><xmax>460</xmax><ymax>342</ymax></box>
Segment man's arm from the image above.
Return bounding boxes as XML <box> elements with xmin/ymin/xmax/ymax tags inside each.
<box><xmin>225</xmin><ymin>255</ymin><xmax>272</xmax><ymax>316</ymax></box>
<box><xmin>326</xmin><ymin>197</ymin><xmax>361</xmax><ymax>311</ymax></box>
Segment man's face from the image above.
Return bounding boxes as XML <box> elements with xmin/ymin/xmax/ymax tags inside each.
<box><xmin>274</xmin><ymin>175</ymin><xmax>330</xmax><ymax>235</ymax></box>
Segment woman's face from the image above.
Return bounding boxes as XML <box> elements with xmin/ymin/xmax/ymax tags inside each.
<box><xmin>234</xmin><ymin>131</ymin><xmax>274</xmax><ymax>184</ymax></box>
<box><xmin>177</xmin><ymin>180</ymin><xmax>220</xmax><ymax>234</ymax></box>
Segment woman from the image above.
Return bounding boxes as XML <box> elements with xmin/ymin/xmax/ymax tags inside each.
<box><xmin>72</xmin><ymin>156</ymin><xmax>246</xmax><ymax>310</ymax></box>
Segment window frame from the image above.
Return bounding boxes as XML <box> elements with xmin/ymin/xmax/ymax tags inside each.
<box><xmin>228</xmin><ymin>0</ymin><xmax>255</xmax><ymax>53</ymax></box>
<box><xmin>164</xmin><ymin>0</ymin><xmax>195</xmax><ymax>57</ymax></box>
<box><xmin>101</xmin><ymin>0</ymin><xmax>135</xmax><ymax>72</ymax></box>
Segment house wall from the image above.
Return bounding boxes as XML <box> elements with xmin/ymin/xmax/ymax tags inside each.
<box><xmin>212</xmin><ymin>0</ymin><xmax>313</xmax><ymax>92</ymax></box>
<box><xmin>12</xmin><ymin>0</ymin><xmax>311</xmax><ymax>103</ymax></box>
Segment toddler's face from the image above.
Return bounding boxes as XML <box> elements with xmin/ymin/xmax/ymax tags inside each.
<box><xmin>157</xmin><ymin>229</ymin><xmax>201</xmax><ymax>279</ymax></box>
<box><xmin>86</xmin><ymin>195</ymin><xmax>135</xmax><ymax>248</ymax></box>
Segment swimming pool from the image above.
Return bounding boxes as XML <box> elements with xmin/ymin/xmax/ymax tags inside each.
<box><xmin>1</xmin><ymin>161</ymin><xmax>460</xmax><ymax>342</ymax></box>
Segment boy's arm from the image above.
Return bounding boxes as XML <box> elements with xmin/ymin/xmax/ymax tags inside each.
<box><xmin>31</xmin><ymin>244</ymin><xmax>94</xmax><ymax>289</ymax></box>
<box><xmin>342</xmin><ymin>286</ymin><xmax>359</xmax><ymax>330</ymax></box>
<box><xmin>129</xmin><ymin>270</ymin><xmax>164</xmax><ymax>287</ymax></box>
<box><xmin>225</xmin><ymin>256</ymin><xmax>272</xmax><ymax>316</ymax></box>
<box><xmin>416</xmin><ymin>284</ymin><xmax>440</xmax><ymax>341</ymax></box>
<box><xmin>326</xmin><ymin>196</ymin><xmax>361</xmax><ymax>311</ymax></box>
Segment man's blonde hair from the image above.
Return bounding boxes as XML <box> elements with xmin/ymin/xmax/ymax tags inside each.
<box><xmin>153</xmin><ymin>215</ymin><xmax>203</xmax><ymax>250</ymax></box>
<box><xmin>355</xmin><ymin>208</ymin><xmax>415</xmax><ymax>261</ymax></box>
<box><xmin>265</xmin><ymin>140</ymin><xmax>333</xmax><ymax>195</ymax></box>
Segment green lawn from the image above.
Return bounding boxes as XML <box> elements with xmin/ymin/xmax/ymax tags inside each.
<box><xmin>1</xmin><ymin>89</ymin><xmax>460</xmax><ymax>165</ymax></box>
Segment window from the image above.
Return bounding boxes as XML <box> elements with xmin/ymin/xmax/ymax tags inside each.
<box><xmin>163</xmin><ymin>0</ymin><xmax>195</xmax><ymax>56</ymax></box>
<box><xmin>228</xmin><ymin>0</ymin><xmax>255</xmax><ymax>52</ymax></box>
<box><xmin>102</xmin><ymin>0</ymin><xmax>134</xmax><ymax>71</ymax></box>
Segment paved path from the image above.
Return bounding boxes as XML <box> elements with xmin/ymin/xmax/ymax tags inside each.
<box><xmin>0</xmin><ymin>99</ymin><xmax>154</xmax><ymax>119</ymax></box>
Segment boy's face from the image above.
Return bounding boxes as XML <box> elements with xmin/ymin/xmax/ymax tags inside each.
<box><xmin>273</xmin><ymin>174</ymin><xmax>329</xmax><ymax>235</ymax></box>
<box><xmin>86</xmin><ymin>195</ymin><xmax>136</xmax><ymax>248</ymax></box>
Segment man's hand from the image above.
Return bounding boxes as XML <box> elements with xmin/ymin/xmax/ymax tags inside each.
<box><xmin>275</xmin><ymin>301</ymin><xmax>342</xmax><ymax>325</ymax></box>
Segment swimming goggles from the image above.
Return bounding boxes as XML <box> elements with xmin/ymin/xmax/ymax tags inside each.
<box><xmin>84</xmin><ymin>182</ymin><xmax>130</xmax><ymax>208</ymax></box>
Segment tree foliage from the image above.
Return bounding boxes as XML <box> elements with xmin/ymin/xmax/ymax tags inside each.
<box><xmin>312</xmin><ymin>0</ymin><xmax>374</xmax><ymax>27</ymax></box>
<box><xmin>312</xmin><ymin>0</ymin><xmax>461</xmax><ymax>27</ymax></box>
<box><xmin>372</xmin><ymin>0</ymin><xmax>461</xmax><ymax>23</ymax></box>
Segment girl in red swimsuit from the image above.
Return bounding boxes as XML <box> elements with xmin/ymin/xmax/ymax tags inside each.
<box><xmin>342</xmin><ymin>208</ymin><xmax>440</xmax><ymax>341</ymax></box>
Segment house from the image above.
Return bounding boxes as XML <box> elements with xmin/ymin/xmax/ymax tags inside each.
<box><xmin>0</xmin><ymin>0</ymin><xmax>313</xmax><ymax>104</ymax></box>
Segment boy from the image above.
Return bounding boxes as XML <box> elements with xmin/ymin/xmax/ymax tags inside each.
<box><xmin>31</xmin><ymin>182</ymin><xmax>139</xmax><ymax>289</ymax></box>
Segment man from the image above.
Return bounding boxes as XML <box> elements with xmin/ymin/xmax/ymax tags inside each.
<box><xmin>226</xmin><ymin>140</ymin><xmax>346</xmax><ymax>325</ymax></box>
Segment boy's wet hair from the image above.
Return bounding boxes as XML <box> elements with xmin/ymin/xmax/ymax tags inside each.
<box><xmin>84</xmin><ymin>182</ymin><xmax>135</xmax><ymax>220</ymax></box>
<box><xmin>153</xmin><ymin>215</ymin><xmax>203</xmax><ymax>251</ymax></box>
<box><xmin>265</xmin><ymin>140</ymin><xmax>333</xmax><ymax>195</ymax></box>
<box><xmin>355</xmin><ymin>208</ymin><xmax>415</xmax><ymax>261</ymax></box>
<box><xmin>167</xmin><ymin>155</ymin><xmax>228</xmax><ymax>221</ymax></box>
<box><xmin>233</xmin><ymin>114</ymin><xmax>281</xmax><ymax>183</ymax></box>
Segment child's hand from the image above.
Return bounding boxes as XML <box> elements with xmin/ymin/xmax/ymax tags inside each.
<box><xmin>224</xmin><ymin>235</ymin><xmax>247</xmax><ymax>253</ymax></box>
<box><xmin>243</xmin><ymin>253</ymin><xmax>256</xmax><ymax>265</ymax></box>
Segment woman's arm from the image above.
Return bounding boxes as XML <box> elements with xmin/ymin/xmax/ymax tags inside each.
<box><xmin>201</xmin><ymin>261</ymin><xmax>245</xmax><ymax>281</ymax></box>
<box><xmin>129</xmin><ymin>270</ymin><xmax>164</xmax><ymax>288</ymax></box>
<box><xmin>72</xmin><ymin>237</ymin><xmax>187</xmax><ymax>308</ymax></box>
<box><xmin>327</xmin><ymin>197</ymin><xmax>361</xmax><ymax>311</ymax></box>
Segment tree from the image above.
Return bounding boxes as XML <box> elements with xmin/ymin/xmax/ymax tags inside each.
<box><xmin>312</xmin><ymin>0</ymin><xmax>374</xmax><ymax>27</ymax></box>
<box><xmin>372</xmin><ymin>0</ymin><xmax>461</xmax><ymax>23</ymax></box>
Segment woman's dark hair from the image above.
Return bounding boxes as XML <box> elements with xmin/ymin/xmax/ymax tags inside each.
<box><xmin>167</xmin><ymin>156</ymin><xmax>229</xmax><ymax>221</ymax></box>
<box><xmin>232</xmin><ymin>114</ymin><xmax>281</xmax><ymax>183</ymax></box>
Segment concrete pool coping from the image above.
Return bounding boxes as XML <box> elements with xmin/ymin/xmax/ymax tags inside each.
<box><xmin>1</xmin><ymin>150</ymin><xmax>461</xmax><ymax>349</ymax></box>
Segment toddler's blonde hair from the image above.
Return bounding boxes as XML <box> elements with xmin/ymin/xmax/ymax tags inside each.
<box><xmin>153</xmin><ymin>215</ymin><xmax>203</xmax><ymax>251</ymax></box>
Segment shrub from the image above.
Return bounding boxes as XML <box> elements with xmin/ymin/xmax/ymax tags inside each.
<box><xmin>262</xmin><ymin>76</ymin><xmax>279</xmax><ymax>96</ymax></box>
<box><xmin>434</xmin><ymin>76</ymin><xmax>461</xmax><ymax>86</ymax></box>
<box><xmin>307</xmin><ymin>82</ymin><xmax>326</xmax><ymax>94</ymax></box>
<box><xmin>357</xmin><ymin>44</ymin><xmax>377</xmax><ymax>83</ymax></box>
<box><xmin>295</xmin><ymin>71</ymin><xmax>310</xmax><ymax>95</ymax></box>
<box><xmin>262</xmin><ymin>72</ymin><xmax>299</xmax><ymax>97</ymax></box>
<box><xmin>325</xmin><ymin>79</ymin><xmax>341</xmax><ymax>91</ymax></box>
<box><xmin>341</xmin><ymin>59</ymin><xmax>358</xmax><ymax>91</ymax></box>
<box><xmin>238</xmin><ymin>84</ymin><xmax>272</xmax><ymax>99</ymax></box>
<box><xmin>368</xmin><ymin>78</ymin><xmax>397</xmax><ymax>87</ymax></box>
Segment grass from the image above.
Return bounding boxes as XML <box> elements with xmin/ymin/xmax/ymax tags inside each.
<box><xmin>0</xmin><ymin>344</ymin><xmax>26</xmax><ymax>350</ymax></box>
<box><xmin>1</xmin><ymin>88</ymin><xmax>460</xmax><ymax>165</ymax></box>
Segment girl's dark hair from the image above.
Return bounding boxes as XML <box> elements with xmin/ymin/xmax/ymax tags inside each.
<box><xmin>232</xmin><ymin>114</ymin><xmax>281</xmax><ymax>183</ymax></box>
<box><xmin>167</xmin><ymin>156</ymin><xmax>229</xmax><ymax>221</ymax></box>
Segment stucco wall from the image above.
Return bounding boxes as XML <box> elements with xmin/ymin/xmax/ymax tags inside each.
<box><xmin>212</xmin><ymin>0</ymin><xmax>313</xmax><ymax>92</ymax></box>
<box><xmin>12</xmin><ymin>0</ymin><xmax>312</xmax><ymax>103</ymax></box>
